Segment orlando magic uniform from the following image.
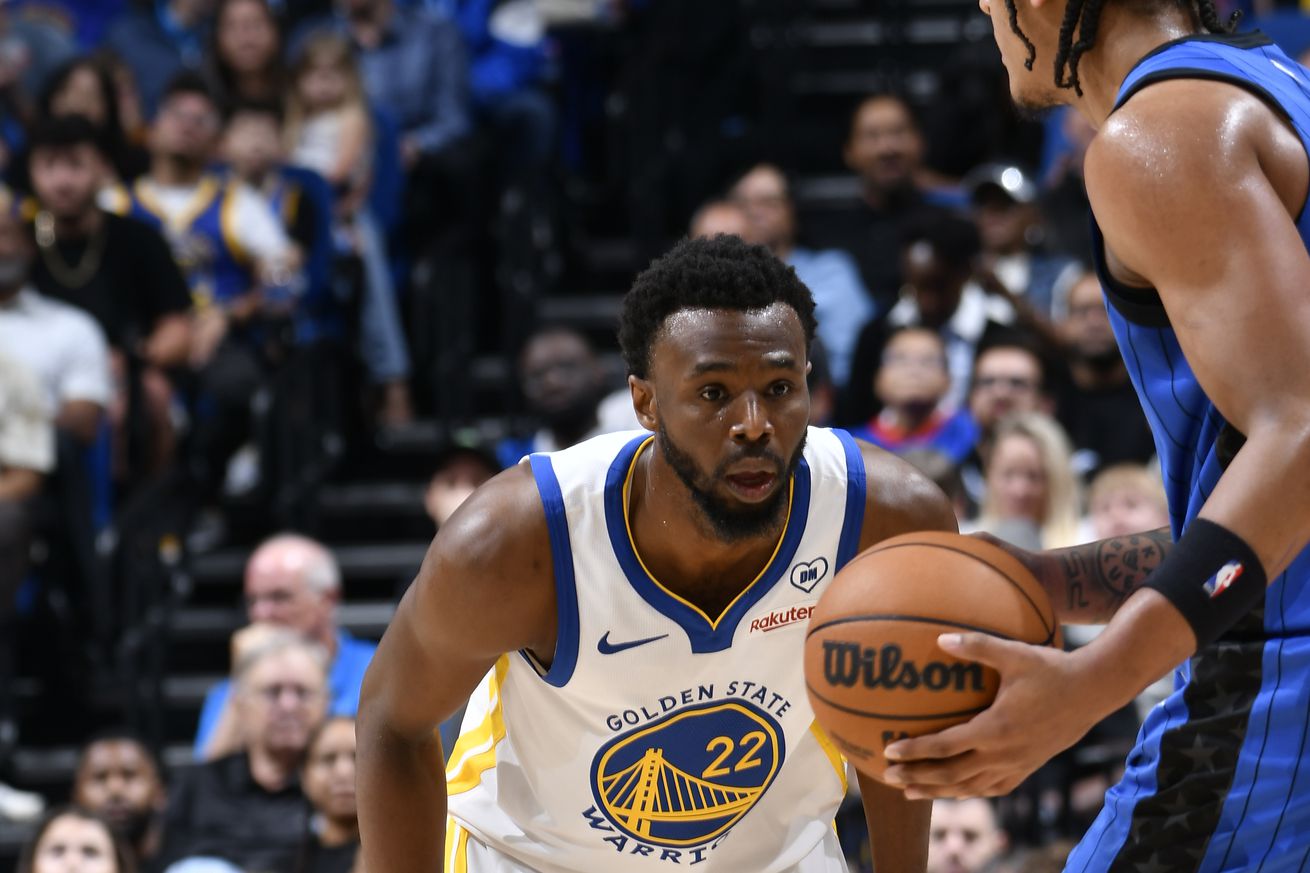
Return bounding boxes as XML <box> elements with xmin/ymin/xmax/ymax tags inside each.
<box><xmin>1068</xmin><ymin>34</ymin><xmax>1310</xmax><ymax>872</ymax></box>
<box><xmin>444</xmin><ymin>428</ymin><xmax>867</xmax><ymax>873</ymax></box>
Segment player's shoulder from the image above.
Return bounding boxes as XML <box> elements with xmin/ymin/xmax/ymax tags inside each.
<box><xmin>430</xmin><ymin>461</ymin><xmax>550</xmax><ymax>578</ymax></box>
<box><xmin>852</xmin><ymin>436</ymin><xmax>957</xmax><ymax>550</ymax></box>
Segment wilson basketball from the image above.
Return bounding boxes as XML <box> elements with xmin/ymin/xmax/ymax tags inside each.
<box><xmin>803</xmin><ymin>531</ymin><xmax>1060</xmax><ymax>781</ymax></box>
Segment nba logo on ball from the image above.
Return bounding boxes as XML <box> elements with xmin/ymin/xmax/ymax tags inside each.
<box><xmin>1204</xmin><ymin>561</ymin><xmax>1244</xmax><ymax>598</ymax></box>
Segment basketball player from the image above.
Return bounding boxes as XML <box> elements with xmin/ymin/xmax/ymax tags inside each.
<box><xmin>357</xmin><ymin>235</ymin><xmax>958</xmax><ymax>872</ymax></box>
<box><xmin>880</xmin><ymin>0</ymin><xmax>1310</xmax><ymax>868</ymax></box>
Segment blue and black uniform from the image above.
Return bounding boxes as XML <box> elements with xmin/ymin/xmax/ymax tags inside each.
<box><xmin>1070</xmin><ymin>32</ymin><xmax>1310</xmax><ymax>872</ymax></box>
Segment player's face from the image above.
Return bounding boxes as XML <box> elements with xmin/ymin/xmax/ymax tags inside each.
<box><xmin>978</xmin><ymin>0</ymin><xmax>1065</xmax><ymax>112</ymax></box>
<box><xmin>640</xmin><ymin>303</ymin><xmax>810</xmax><ymax>542</ymax></box>
<box><xmin>74</xmin><ymin>741</ymin><xmax>163</xmax><ymax>838</ymax></box>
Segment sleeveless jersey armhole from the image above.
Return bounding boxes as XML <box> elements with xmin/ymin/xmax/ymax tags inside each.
<box><xmin>527</xmin><ymin>453</ymin><xmax>580</xmax><ymax>687</ymax></box>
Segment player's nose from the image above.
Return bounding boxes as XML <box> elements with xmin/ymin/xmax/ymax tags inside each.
<box><xmin>729</xmin><ymin>393</ymin><xmax>773</xmax><ymax>442</ymax></box>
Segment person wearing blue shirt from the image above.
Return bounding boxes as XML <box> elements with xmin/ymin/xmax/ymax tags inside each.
<box><xmin>728</xmin><ymin>163</ymin><xmax>876</xmax><ymax>391</ymax></box>
<box><xmin>193</xmin><ymin>534</ymin><xmax>377</xmax><ymax>760</ymax></box>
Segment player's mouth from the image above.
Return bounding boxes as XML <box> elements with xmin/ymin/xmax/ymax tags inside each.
<box><xmin>725</xmin><ymin>469</ymin><xmax>778</xmax><ymax>502</ymax></box>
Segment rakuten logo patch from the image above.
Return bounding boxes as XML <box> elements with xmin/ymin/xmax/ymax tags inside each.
<box><xmin>748</xmin><ymin>605</ymin><xmax>814</xmax><ymax>634</ymax></box>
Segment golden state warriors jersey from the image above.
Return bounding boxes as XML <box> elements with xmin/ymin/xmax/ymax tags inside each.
<box><xmin>445</xmin><ymin>427</ymin><xmax>869</xmax><ymax>873</ymax></box>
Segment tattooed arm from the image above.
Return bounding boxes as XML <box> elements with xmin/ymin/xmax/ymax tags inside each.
<box><xmin>981</xmin><ymin>528</ymin><xmax>1175</xmax><ymax>625</ymax></box>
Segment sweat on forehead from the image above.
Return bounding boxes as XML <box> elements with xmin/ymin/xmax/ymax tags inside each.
<box><xmin>648</xmin><ymin>305</ymin><xmax>804</xmax><ymax>366</ymax></box>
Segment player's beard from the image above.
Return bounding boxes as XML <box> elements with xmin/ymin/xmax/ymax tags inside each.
<box><xmin>657</xmin><ymin>420</ymin><xmax>806</xmax><ymax>544</ymax></box>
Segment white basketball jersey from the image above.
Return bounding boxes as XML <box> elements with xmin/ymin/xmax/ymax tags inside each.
<box><xmin>445</xmin><ymin>427</ymin><xmax>869</xmax><ymax>873</ymax></box>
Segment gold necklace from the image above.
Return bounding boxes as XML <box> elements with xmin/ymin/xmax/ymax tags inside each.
<box><xmin>35</xmin><ymin>210</ymin><xmax>108</xmax><ymax>289</ymax></box>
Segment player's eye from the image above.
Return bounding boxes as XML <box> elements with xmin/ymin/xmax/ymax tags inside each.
<box><xmin>769</xmin><ymin>381</ymin><xmax>793</xmax><ymax>397</ymax></box>
<box><xmin>700</xmin><ymin>386</ymin><xmax>726</xmax><ymax>403</ymax></box>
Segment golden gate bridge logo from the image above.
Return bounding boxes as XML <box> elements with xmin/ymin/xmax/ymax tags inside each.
<box><xmin>590</xmin><ymin>701</ymin><xmax>785</xmax><ymax>847</ymax></box>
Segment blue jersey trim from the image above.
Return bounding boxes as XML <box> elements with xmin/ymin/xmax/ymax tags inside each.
<box><xmin>603</xmin><ymin>434</ymin><xmax>812</xmax><ymax>654</ymax></box>
<box><xmin>528</xmin><ymin>453</ymin><xmax>579</xmax><ymax>687</ymax></box>
<box><xmin>833</xmin><ymin>429</ymin><xmax>866</xmax><ymax>572</ymax></box>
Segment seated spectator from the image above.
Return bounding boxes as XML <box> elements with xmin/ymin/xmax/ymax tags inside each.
<box><xmin>496</xmin><ymin>324</ymin><xmax>636</xmax><ymax>467</ymax></box>
<box><xmin>1086</xmin><ymin>463</ymin><xmax>1169</xmax><ymax>540</ymax></box>
<box><xmin>0</xmin><ymin>2</ymin><xmax>76</xmax><ymax>104</ymax></box>
<box><xmin>105</xmin><ymin>72</ymin><xmax>297</xmax><ymax>497</ymax></box>
<box><xmin>294</xmin><ymin>0</ymin><xmax>476</xmax><ymax>251</ymax></box>
<box><xmin>807</xmin><ymin>92</ymin><xmax>962</xmax><ymax>310</ymax></box>
<box><xmin>17</xmin><ymin>807</ymin><xmax>135</xmax><ymax>873</ymax></box>
<box><xmin>72</xmin><ymin>731</ymin><xmax>168</xmax><ymax>871</ymax></box>
<box><xmin>969</xmin><ymin>411</ymin><xmax>1082</xmax><ymax>549</ymax></box>
<box><xmin>105</xmin><ymin>0</ymin><xmax>216</xmax><ymax>116</ymax></box>
<box><xmin>295</xmin><ymin>716</ymin><xmax>359</xmax><ymax>873</ymax></box>
<box><xmin>195</xmin><ymin>534</ymin><xmax>376</xmax><ymax>759</ymax></box>
<box><xmin>424</xmin><ymin>440</ymin><xmax>499</xmax><ymax>528</ymax></box>
<box><xmin>285</xmin><ymin>32</ymin><xmax>413</xmax><ymax>424</ymax></box>
<box><xmin>0</xmin><ymin>191</ymin><xmax>112</xmax><ymax>446</ymax></box>
<box><xmin>850</xmin><ymin>327</ymin><xmax>978</xmax><ymax>464</ymax></box>
<box><xmin>842</xmin><ymin>213</ymin><xmax>1015</xmax><ymax>424</ymax></box>
<box><xmin>899</xmin><ymin>447</ymin><xmax>969</xmax><ymax>523</ymax></box>
<box><xmin>729</xmin><ymin>162</ymin><xmax>875</xmax><ymax>388</ymax></box>
<box><xmin>689</xmin><ymin>199</ymin><xmax>750</xmax><ymax>240</ymax></box>
<box><xmin>38</xmin><ymin>58</ymin><xmax>150</xmax><ymax>183</ymax></box>
<box><xmin>0</xmin><ymin>351</ymin><xmax>52</xmax><ymax>821</ymax></box>
<box><xmin>27</xmin><ymin>115</ymin><xmax>193</xmax><ymax>475</ymax></box>
<box><xmin>160</xmin><ymin>632</ymin><xmax>327</xmax><ymax>873</ymax></box>
<box><xmin>208</xmin><ymin>0</ymin><xmax>285</xmax><ymax>106</ymax></box>
<box><xmin>927</xmin><ymin>798</ymin><xmax>1009</xmax><ymax>873</ymax></box>
<box><xmin>961</xmin><ymin>337</ymin><xmax>1054</xmax><ymax>508</ymax></box>
<box><xmin>1055</xmin><ymin>271</ymin><xmax>1156</xmax><ymax>477</ymax></box>
<box><xmin>964</xmin><ymin>162</ymin><xmax>1081</xmax><ymax>321</ymax></box>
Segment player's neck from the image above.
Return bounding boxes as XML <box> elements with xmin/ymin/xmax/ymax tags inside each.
<box><xmin>1068</xmin><ymin>6</ymin><xmax>1203</xmax><ymax>127</ymax></box>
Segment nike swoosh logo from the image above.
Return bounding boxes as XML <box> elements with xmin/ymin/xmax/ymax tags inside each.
<box><xmin>597</xmin><ymin>631</ymin><xmax>669</xmax><ymax>655</ymax></box>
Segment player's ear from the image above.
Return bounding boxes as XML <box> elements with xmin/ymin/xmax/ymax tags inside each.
<box><xmin>629</xmin><ymin>374</ymin><xmax>658</xmax><ymax>433</ymax></box>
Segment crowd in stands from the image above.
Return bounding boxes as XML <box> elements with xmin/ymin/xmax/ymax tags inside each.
<box><xmin>4</xmin><ymin>0</ymin><xmax>1308</xmax><ymax>871</ymax></box>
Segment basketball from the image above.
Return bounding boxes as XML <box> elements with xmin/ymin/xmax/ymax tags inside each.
<box><xmin>804</xmin><ymin>531</ymin><xmax>1060</xmax><ymax>781</ymax></box>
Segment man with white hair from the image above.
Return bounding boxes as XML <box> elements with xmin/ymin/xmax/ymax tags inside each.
<box><xmin>192</xmin><ymin>533</ymin><xmax>377</xmax><ymax>759</ymax></box>
<box><xmin>161</xmin><ymin>631</ymin><xmax>329</xmax><ymax>872</ymax></box>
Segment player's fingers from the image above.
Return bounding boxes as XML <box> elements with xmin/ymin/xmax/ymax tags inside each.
<box><xmin>901</xmin><ymin>769</ymin><xmax>998</xmax><ymax>800</ymax></box>
<box><xmin>936</xmin><ymin>632</ymin><xmax>1026</xmax><ymax>669</ymax></box>
<box><xmin>884</xmin><ymin>719</ymin><xmax>981</xmax><ymax>763</ymax></box>
<box><xmin>883</xmin><ymin>752</ymin><xmax>985</xmax><ymax>789</ymax></box>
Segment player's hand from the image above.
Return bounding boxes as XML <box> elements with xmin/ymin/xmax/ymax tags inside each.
<box><xmin>880</xmin><ymin>632</ymin><xmax>1109</xmax><ymax>798</ymax></box>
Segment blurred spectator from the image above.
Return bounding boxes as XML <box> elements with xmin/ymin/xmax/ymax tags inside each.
<box><xmin>961</xmin><ymin>338</ymin><xmax>1053</xmax><ymax>509</ymax></box>
<box><xmin>0</xmin><ymin>1</ymin><xmax>76</xmax><ymax>104</ymax></box>
<box><xmin>1039</xmin><ymin>108</ymin><xmax>1096</xmax><ymax>262</ymax></box>
<box><xmin>195</xmin><ymin>534</ymin><xmax>376</xmax><ymax>759</ymax></box>
<box><xmin>810</xmin><ymin>93</ymin><xmax>961</xmax><ymax>310</ymax></box>
<box><xmin>160</xmin><ymin>632</ymin><xmax>327</xmax><ymax>873</ymax></box>
<box><xmin>964</xmin><ymin>163</ymin><xmax>1081</xmax><ymax>321</ymax></box>
<box><xmin>0</xmin><ymin>192</ymin><xmax>112</xmax><ymax>446</ymax></box>
<box><xmin>294</xmin><ymin>716</ymin><xmax>358</xmax><ymax>873</ymax></box>
<box><xmin>37</xmin><ymin>58</ymin><xmax>150</xmax><ymax>183</ymax></box>
<box><xmin>689</xmin><ymin>199</ymin><xmax>750</xmax><ymax>240</ymax></box>
<box><xmin>295</xmin><ymin>0</ymin><xmax>476</xmax><ymax>249</ymax></box>
<box><xmin>7</xmin><ymin>2</ymin><xmax>129</xmax><ymax>53</ymax></box>
<box><xmin>842</xmin><ymin>213</ymin><xmax>1014</xmax><ymax>424</ymax></box>
<box><xmin>208</xmin><ymin>0</ymin><xmax>285</xmax><ymax>106</ymax></box>
<box><xmin>927</xmin><ymin>798</ymin><xmax>1009</xmax><ymax>873</ymax></box>
<box><xmin>285</xmin><ymin>33</ymin><xmax>413</xmax><ymax>424</ymax></box>
<box><xmin>106</xmin><ymin>72</ymin><xmax>297</xmax><ymax>497</ymax></box>
<box><xmin>1055</xmin><ymin>272</ymin><xmax>1155</xmax><ymax>478</ymax></box>
<box><xmin>72</xmin><ymin>731</ymin><xmax>168</xmax><ymax>870</ymax></box>
<box><xmin>106</xmin><ymin>0</ymin><xmax>217</xmax><ymax>117</ymax></box>
<box><xmin>1086</xmin><ymin>464</ymin><xmax>1169</xmax><ymax>540</ymax></box>
<box><xmin>497</xmin><ymin>324</ymin><xmax>633</xmax><ymax>467</ymax></box>
<box><xmin>900</xmin><ymin>447</ymin><xmax>969</xmax><ymax>523</ymax></box>
<box><xmin>850</xmin><ymin>327</ymin><xmax>978</xmax><ymax>464</ymax></box>
<box><xmin>423</xmin><ymin>441</ymin><xmax>499</xmax><ymax>528</ymax></box>
<box><xmin>1005</xmin><ymin>841</ymin><xmax>1076</xmax><ymax>873</ymax></box>
<box><xmin>729</xmin><ymin>163</ymin><xmax>874</xmax><ymax>388</ymax></box>
<box><xmin>0</xmin><ymin>351</ymin><xmax>52</xmax><ymax>820</ymax></box>
<box><xmin>28</xmin><ymin>115</ymin><xmax>192</xmax><ymax>474</ymax></box>
<box><xmin>971</xmin><ymin>411</ymin><xmax>1082</xmax><ymax>549</ymax></box>
<box><xmin>17</xmin><ymin>807</ymin><xmax>136</xmax><ymax>873</ymax></box>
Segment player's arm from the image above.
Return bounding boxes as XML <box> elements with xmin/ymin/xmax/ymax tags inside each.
<box><xmin>356</xmin><ymin>464</ymin><xmax>557</xmax><ymax>873</ymax></box>
<box><xmin>852</xmin><ymin>442</ymin><xmax>957</xmax><ymax>870</ymax></box>
<box><xmin>880</xmin><ymin>82</ymin><xmax>1310</xmax><ymax>798</ymax></box>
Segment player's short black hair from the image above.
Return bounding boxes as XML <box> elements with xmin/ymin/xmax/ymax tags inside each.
<box><xmin>619</xmin><ymin>234</ymin><xmax>817</xmax><ymax>379</ymax></box>
<box><xmin>899</xmin><ymin>210</ymin><xmax>982</xmax><ymax>273</ymax></box>
<box><xmin>1004</xmin><ymin>0</ymin><xmax>1239</xmax><ymax>97</ymax></box>
<box><xmin>27</xmin><ymin>114</ymin><xmax>106</xmax><ymax>158</ymax></box>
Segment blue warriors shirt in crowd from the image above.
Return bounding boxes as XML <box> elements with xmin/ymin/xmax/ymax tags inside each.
<box><xmin>443</xmin><ymin>428</ymin><xmax>867</xmax><ymax>872</ymax></box>
<box><xmin>1074</xmin><ymin>32</ymin><xmax>1310</xmax><ymax>872</ymax></box>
